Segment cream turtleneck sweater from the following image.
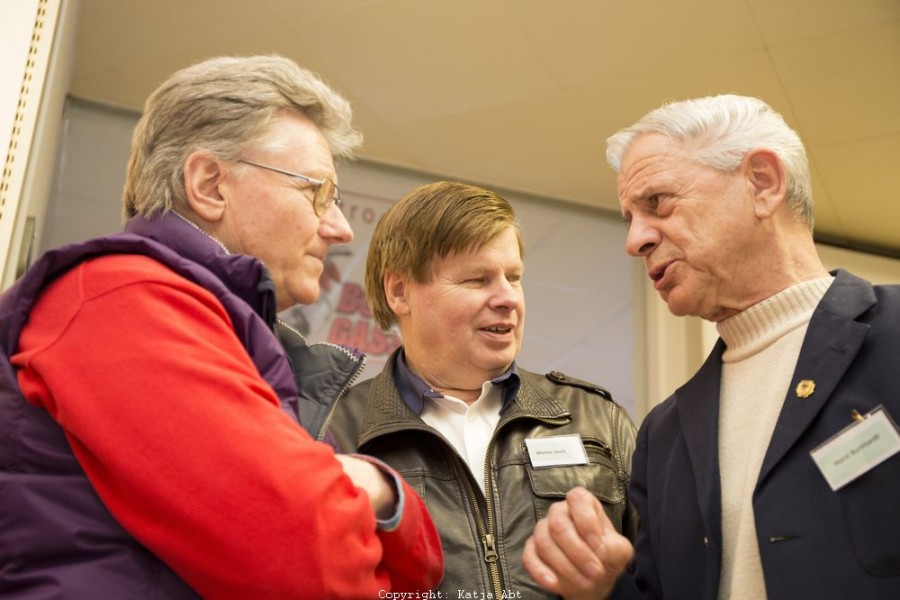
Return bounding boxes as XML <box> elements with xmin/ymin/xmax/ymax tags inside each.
<box><xmin>715</xmin><ymin>276</ymin><xmax>834</xmax><ymax>600</ymax></box>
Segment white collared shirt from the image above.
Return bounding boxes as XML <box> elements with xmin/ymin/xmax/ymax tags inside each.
<box><xmin>420</xmin><ymin>381</ymin><xmax>503</xmax><ymax>495</ymax></box>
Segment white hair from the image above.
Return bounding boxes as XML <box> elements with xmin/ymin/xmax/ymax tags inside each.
<box><xmin>606</xmin><ymin>94</ymin><xmax>814</xmax><ymax>230</ymax></box>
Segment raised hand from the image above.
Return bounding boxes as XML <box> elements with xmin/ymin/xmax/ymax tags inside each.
<box><xmin>523</xmin><ymin>486</ymin><xmax>633</xmax><ymax>600</ymax></box>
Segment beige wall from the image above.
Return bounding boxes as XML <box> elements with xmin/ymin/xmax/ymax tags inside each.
<box><xmin>818</xmin><ymin>244</ymin><xmax>900</xmax><ymax>285</ymax></box>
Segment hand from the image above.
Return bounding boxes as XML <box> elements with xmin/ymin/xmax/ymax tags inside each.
<box><xmin>523</xmin><ymin>486</ymin><xmax>633</xmax><ymax>600</ymax></box>
<box><xmin>335</xmin><ymin>454</ymin><xmax>397</xmax><ymax>520</ymax></box>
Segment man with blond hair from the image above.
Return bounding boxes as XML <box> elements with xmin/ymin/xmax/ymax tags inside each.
<box><xmin>331</xmin><ymin>180</ymin><xmax>637</xmax><ymax>599</ymax></box>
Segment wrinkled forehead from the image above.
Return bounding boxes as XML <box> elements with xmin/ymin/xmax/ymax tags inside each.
<box><xmin>617</xmin><ymin>134</ymin><xmax>686</xmax><ymax>198</ymax></box>
<box><xmin>619</xmin><ymin>132</ymin><xmax>687</xmax><ymax>171</ymax></box>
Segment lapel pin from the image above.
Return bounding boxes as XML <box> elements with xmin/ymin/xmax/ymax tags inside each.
<box><xmin>795</xmin><ymin>379</ymin><xmax>816</xmax><ymax>399</ymax></box>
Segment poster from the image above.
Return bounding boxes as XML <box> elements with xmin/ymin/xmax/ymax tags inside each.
<box><xmin>278</xmin><ymin>188</ymin><xmax>401</xmax><ymax>381</ymax></box>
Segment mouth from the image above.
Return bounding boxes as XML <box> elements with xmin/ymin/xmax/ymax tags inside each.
<box><xmin>648</xmin><ymin>261</ymin><xmax>674</xmax><ymax>288</ymax></box>
<box><xmin>481</xmin><ymin>324</ymin><xmax>514</xmax><ymax>335</ymax></box>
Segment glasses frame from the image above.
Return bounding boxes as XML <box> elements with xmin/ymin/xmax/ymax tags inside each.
<box><xmin>237</xmin><ymin>159</ymin><xmax>343</xmax><ymax>217</ymax></box>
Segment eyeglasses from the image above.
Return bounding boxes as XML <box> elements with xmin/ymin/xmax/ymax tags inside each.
<box><xmin>237</xmin><ymin>159</ymin><xmax>343</xmax><ymax>217</ymax></box>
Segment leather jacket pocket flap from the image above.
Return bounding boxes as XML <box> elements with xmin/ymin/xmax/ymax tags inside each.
<box><xmin>526</xmin><ymin>460</ymin><xmax>623</xmax><ymax>504</ymax></box>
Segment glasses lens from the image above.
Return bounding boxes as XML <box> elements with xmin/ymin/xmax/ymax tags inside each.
<box><xmin>315</xmin><ymin>179</ymin><xmax>337</xmax><ymax>216</ymax></box>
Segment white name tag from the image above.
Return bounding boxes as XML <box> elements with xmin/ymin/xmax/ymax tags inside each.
<box><xmin>525</xmin><ymin>434</ymin><xmax>589</xmax><ymax>468</ymax></box>
<box><xmin>810</xmin><ymin>406</ymin><xmax>900</xmax><ymax>491</ymax></box>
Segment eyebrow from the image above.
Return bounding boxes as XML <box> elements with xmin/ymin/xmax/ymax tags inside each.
<box><xmin>619</xmin><ymin>183</ymin><xmax>662</xmax><ymax>226</ymax></box>
<box><xmin>631</xmin><ymin>183</ymin><xmax>659</xmax><ymax>201</ymax></box>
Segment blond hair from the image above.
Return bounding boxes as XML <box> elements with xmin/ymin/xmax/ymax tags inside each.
<box><xmin>366</xmin><ymin>181</ymin><xmax>523</xmax><ymax>330</ymax></box>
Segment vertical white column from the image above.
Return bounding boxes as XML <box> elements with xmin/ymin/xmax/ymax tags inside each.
<box><xmin>634</xmin><ymin>261</ymin><xmax>708</xmax><ymax>418</ymax></box>
<box><xmin>0</xmin><ymin>0</ymin><xmax>76</xmax><ymax>290</ymax></box>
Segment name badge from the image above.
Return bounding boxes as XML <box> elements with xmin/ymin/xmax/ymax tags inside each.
<box><xmin>810</xmin><ymin>406</ymin><xmax>900</xmax><ymax>491</ymax></box>
<box><xmin>525</xmin><ymin>434</ymin><xmax>588</xmax><ymax>468</ymax></box>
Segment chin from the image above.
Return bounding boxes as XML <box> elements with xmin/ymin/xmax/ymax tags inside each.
<box><xmin>665</xmin><ymin>303</ymin><xmax>692</xmax><ymax>317</ymax></box>
<box><xmin>281</xmin><ymin>284</ymin><xmax>321</xmax><ymax>310</ymax></box>
<box><xmin>481</xmin><ymin>355</ymin><xmax>516</xmax><ymax>375</ymax></box>
<box><xmin>662</xmin><ymin>293</ymin><xmax>697</xmax><ymax>318</ymax></box>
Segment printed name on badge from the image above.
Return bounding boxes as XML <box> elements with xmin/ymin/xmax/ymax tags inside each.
<box><xmin>810</xmin><ymin>406</ymin><xmax>900</xmax><ymax>491</ymax></box>
<box><xmin>525</xmin><ymin>434</ymin><xmax>589</xmax><ymax>468</ymax></box>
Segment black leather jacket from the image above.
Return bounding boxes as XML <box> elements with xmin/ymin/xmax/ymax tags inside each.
<box><xmin>329</xmin><ymin>349</ymin><xmax>638</xmax><ymax>599</ymax></box>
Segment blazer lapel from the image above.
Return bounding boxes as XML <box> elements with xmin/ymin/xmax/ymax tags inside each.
<box><xmin>676</xmin><ymin>340</ymin><xmax>727</xmax><ymax>549</ymax></box>
<box><xmin>757</xmin><ymin>270</ymin><xmax>876</xmax><ymax>486</ymax></box>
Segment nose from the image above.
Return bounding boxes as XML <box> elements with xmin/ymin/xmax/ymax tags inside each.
<box><xmin>320</xmin><ymin>204</ymin><xmax>354</xmax><ymax>244</ymax></box>
<box><xmin>624</xmin><ymin>216</ymin><xmax>659</xmax><ymax>257</ymax></box>
<box><xmin>490</xmin><ymin>277</ymin><xmax>523</xmax><ymax>311</ymax></box>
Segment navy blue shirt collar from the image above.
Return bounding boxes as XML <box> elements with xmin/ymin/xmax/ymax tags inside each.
<box><xmin>393</xmin><ymin>348</ymin><xmax>521</xmax><ymax>415</ymax></box>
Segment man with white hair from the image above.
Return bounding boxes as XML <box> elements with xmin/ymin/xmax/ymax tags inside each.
<box><xmin>524</xmin><ymin>94</ymin><xmax>900</xmax><ymax>600</ymax></box>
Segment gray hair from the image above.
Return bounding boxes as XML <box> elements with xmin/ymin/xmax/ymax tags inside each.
<box><xmin>606</xmin><ymin>94</ymin><xmax>814</xmax><ymax>230</ymax></box>
<box><xmin>123</xmin><ymin>54</ymin><xmax>363</xmax><ymax>219</ymax></box>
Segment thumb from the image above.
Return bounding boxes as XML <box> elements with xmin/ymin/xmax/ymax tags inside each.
<box><xmin>599</xmin><ymin>531</ymin><xmax>634</xmax><ymax>575</ymax></box>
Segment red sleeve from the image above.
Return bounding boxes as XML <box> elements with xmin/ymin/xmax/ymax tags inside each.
<box><xmin>351</xmin><ymin>455</ymin><xmax>445</xmax><ymax>592</ymax></box>
<box><xmin>12</xmin><ymin>255</ymin><xmax>443</xmax><ymax>599</ymax></box>
<box><xmin>378</xmin><ymin>477</ymin><xmax>445</xmax><ymax>592</ymax></box>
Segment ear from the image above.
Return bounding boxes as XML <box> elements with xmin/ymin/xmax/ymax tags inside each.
<box><xmin>183</xmin><ymin>150</ymin><xmax>227</xmax><ymax>222</ymax></box>
<box><xmin>745</xmin><ymin>149</ymin><xmax>787</xmax><ymax>220</ymax></box>
<box><xmin>384</xmin><ymin>271</ymin><xmax>411</xmax><ymax>317</ymax></box>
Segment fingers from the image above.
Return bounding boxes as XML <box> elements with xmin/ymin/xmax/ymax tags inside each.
<box><xmin>566</xmin><ymin>486</ymin><xmax>607</xmax><ymax>554</ymax></box>
<box><xmin>565</xmin><ymin>486</ymin><xmax>633</xmax><ymax>571</ymax></box>
<box><xmin>523</xmin><ymin>534</ymin><xmax>561</xmax><ymax>593</ymax></box>
<box><xmin>524</xmin><ymin>487</ymin><xmax>633</xmax><ymax>600</ymax></box>
<box><xmin>600</xmin><ymin>529</ymin><xmax>635</xmax><ymax>575</ymax></box>
<box><xmin>525</xmin><ymin>492</ymin><xmax>603</xmax><ymax>593</ymax></box>
<box><xmin>525</xmin><ymin>516</ymin><xmax>598</xmax><ymax>594</ymax></box>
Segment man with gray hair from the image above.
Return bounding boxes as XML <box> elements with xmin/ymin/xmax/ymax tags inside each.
<box><xmin>524</xmin><ymin>94</ymin><xmax>900</xmax><ymax>599</ymax></box>
<box><xmin>0</xmin><ymin>55</ymin><xmax>442</xmax><ymax>598</ymax></box>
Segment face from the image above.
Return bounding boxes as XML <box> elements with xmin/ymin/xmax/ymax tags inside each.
<box><xmin>617</xmin><ymin>133</ymin><xmax>760</xmax><ymax>321</ymax></box>
<box><xmin>219</xmin><ymin>111</ymin><xmax>353</xmax><ymax>310</ymax></box>
<box><xmin>392</xmin><ymin>227</ymin><xmax>525</xmax><ymax>395</ymax></box>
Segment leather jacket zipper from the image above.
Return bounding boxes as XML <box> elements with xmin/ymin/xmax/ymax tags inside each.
<box><xmin>449</xmin><ymin>456</ymin><xmax>504</xmax><ymax>599</ymax></box>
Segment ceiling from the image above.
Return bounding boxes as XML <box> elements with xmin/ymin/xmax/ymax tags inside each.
<box><xmin>70</xmin><ymin>0</ymin><xmax>900</xmax><ymax>257</ymax></box>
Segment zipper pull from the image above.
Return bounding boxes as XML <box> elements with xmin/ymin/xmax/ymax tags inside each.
<box><xmin>482</xmin><ymin>534</ymin><xmax>499</xmax><ymax>563</ymax></box>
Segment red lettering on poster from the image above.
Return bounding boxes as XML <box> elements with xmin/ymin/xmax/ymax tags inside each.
<box><xmin>335</xmin><ymin>282</ymin><xmax>371</xmax><ymax>317</ymax></box>
<box><xmin>328</xmin><ymin>317</ymin><xmax>401</xmax><ymax>356</ymax></box>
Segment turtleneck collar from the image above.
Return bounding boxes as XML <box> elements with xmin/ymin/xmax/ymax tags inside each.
<box><xmin>716</xmin><ymin>276</ymin><xmax>834</xmax><ymax>362</ymax></box>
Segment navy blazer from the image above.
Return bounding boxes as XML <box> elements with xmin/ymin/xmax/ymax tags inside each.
<box><xmin>616</xmin><ymin>270</ymin><xmax>900</xmax><ymax>600</ymax></box>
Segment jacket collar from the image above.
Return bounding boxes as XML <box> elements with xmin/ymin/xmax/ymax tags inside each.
<box><xmin>353</xmin><ymin>349</ymin><xmax>566</xmax><ymax>448</ymax></box>
<box><xmin>124</xmin><ymin>213</ymin><xmax>277</xmax><ymax>325</ymax></box>
<box><xmin>393</xmin><ymin>347</ymin><xmax>521</xmax><ymax>415</ymax></box>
